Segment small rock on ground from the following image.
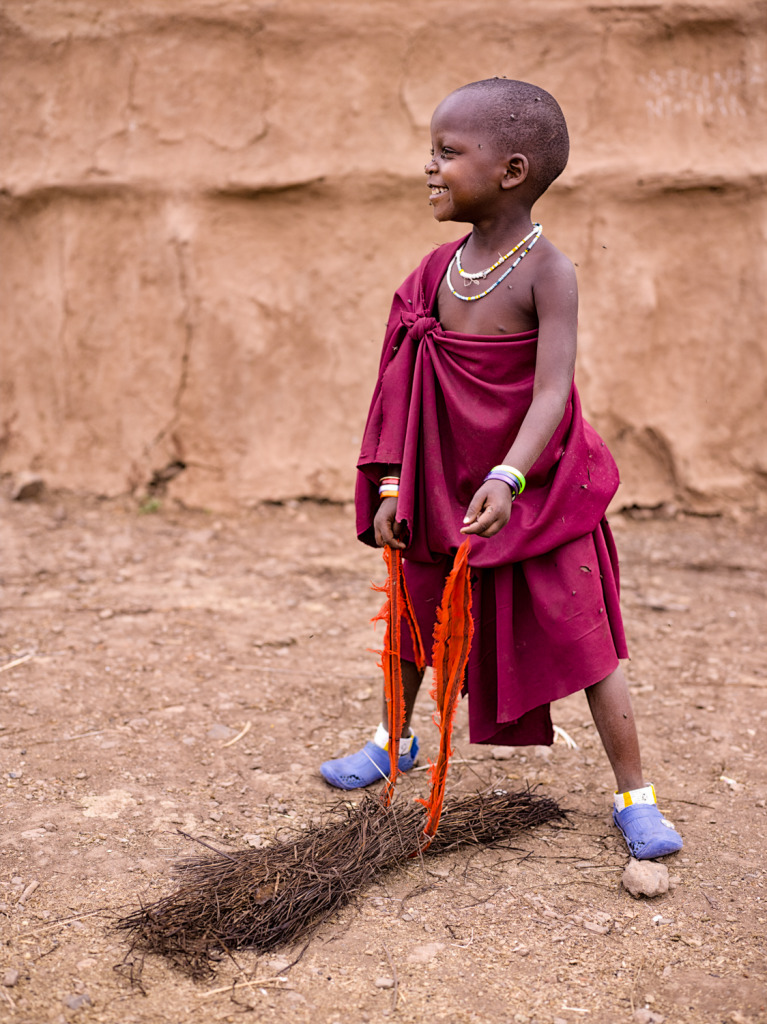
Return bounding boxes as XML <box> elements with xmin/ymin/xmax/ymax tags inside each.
<box><xmin>3</xmin><ymin>969</ymin><xmax>20</xmax><ymax>988</ymax></box>
<box><xmin>206</xmin><ymin>723</ymin><xmax>236</xmax><ymax>741</ymax></box>
<box><xmin>11</xmin><ymin>472</ymin><xmax>45</xmax><ymax>501</ymax></box>
<box><xmin>633</xmin><ymin>1008</ymin><xmax>665</xmax><ymax>1023</ymax></box>
<box><xmin>622</xmin><ymin>858</ymin><xmax>669</xmax><ymax>898</ymax></box>
<box><xmin>63</xmin><ymin>993</ymin><xmax>92</xmax><ymax>1011</ymax></box>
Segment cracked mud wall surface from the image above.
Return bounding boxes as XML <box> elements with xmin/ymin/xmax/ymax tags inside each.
<box><xmin>1</xmin><ymin>1</ymin><xmax>765</xmax><ymax>510</ymax></box>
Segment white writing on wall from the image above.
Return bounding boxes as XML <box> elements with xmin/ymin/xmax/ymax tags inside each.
<box><xmin>639</xmin><ymin>65</ymin><xmax>764</xmax><ymax>119</ymax></box>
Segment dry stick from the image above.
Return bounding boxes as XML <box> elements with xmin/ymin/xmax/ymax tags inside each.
<box><xmin>410</xmin><ymin>758</ymin><xmax>481</xmax><ymax>772</ymax></box>
<box><xmin>700</xmin><ymin>887</ymin><xmax>718</xmax><ymax>910</ymax></box>
<box><xmin>8</xmin><ymin>728</ymin><xmax>117</xmax><ymax>746</ymax></box>
<box><xmin>197</xmin><ymin>975</ymin><xmax>289</xmax><ymax>999</ymax></box>
<box><xmin>382</xmin><ymin>943</ymin><xmax>399</xmax><ymax>1013</ymax></box>
<box><xmin>452</xmin><ymin>927</ymin><xmax>474</xmax><ymax>949</ymax></box>
<box><xmin>18</xmin><ymin>880</ymin><xmax>40</xmax><ymax>904</ymax></box>
<box><xmin>0</xmin><ymin>653</ymin><xmax>34</xmax><ymax>673</ymax></box>
<box><xmin>176</xmin><ymin>830</ymin><xmax>237</xmax><ymax>862</ymax></box>
<box><xmin>629</xmin><ymin>956</ymin><xmax>645</xmax><ymax>1015</ymax></box>
<box><xmin>14</xmin><ymin>907</ymin><xmax>118</xmax><ymax>939</ymax></box>
<box><xmin>222</xmin><ymin>721</ymin><xmax>252</xmax><ymax>748</ymax></box>
<box><xmin>664</xmin><ymin>798</ymin><xmax>716</xmax><ymax>809</ymax></box>
<box><xmin>222</xmin><ymin>946</ymin><xmax>262</xmax><ymax>1003</ymax></box>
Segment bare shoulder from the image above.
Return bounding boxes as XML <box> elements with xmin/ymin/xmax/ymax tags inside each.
<box><xmin>531</xmin><ymin>238</ymin><xmax>577</xmax><ymax>314</ymax></box>
<box><xmin>533</xmin><ymin>238</ymin><xmax>577</xmax><ymax>288</ymax></box>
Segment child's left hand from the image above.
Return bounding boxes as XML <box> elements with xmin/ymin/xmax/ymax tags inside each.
<box><xmin>460</xmin><ymin>480</ymin><xmax>514</xmax><ymax>537</ymax></box>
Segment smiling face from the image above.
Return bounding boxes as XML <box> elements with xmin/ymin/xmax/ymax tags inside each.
<box><xmin>426</xmin><ymin>90</ymin><xmax>523</xmax><ymax>224</ymax></box>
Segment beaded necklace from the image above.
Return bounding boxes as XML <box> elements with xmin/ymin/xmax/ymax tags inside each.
<box><xmin>456</xmin><ymin>223</ymin><xmax>541</xmax><ymax>285</ymax></box>
<box><xmin>447</xmin><ymin>223</ymin><xmax>542</xmax><ymax>303</ymax></box>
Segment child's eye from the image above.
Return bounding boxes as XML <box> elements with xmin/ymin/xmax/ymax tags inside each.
<box><xmin>441</xmin><ymin>148</ymin><xmax>454</xmax><ymax>158</ymax></box>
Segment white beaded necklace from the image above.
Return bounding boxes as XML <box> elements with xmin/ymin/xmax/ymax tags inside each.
<box><xmin>447</xmin><ymin>223</ymin><xmax>542</xmax><ymax>303</ymax></box>
<box><xmin>456</xmin><ymin>223</ymin><xmax>541</xmax><ymax>284</ymax></box>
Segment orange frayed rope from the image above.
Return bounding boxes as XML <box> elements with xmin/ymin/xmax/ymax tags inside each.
<box><xmin>371</xmin><ymin>547</ymin><xmax>426</xmax><ymax>806</ymax></box>
<box><xmin>371</xmin><ymin>540</ymin><xmax>474</xmax><ymax>848</ymax></box>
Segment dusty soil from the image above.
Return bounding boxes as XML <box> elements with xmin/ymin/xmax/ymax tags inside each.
<box><xmin>1</xmin><ymin>491</ymin><xmax>765</xmax><ymax>1024</ymax></box>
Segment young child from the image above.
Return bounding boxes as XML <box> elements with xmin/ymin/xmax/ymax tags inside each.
<box><xmin>321</xmin><ymin>79</ymin><xmax>682</xmax><ymax>861</ymax></box>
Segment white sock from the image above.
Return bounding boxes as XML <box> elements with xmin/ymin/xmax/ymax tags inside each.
<box><xmin>373</xmin><ymin>722</ymin><xmax>414</xmax><ymax>755</ymax></box>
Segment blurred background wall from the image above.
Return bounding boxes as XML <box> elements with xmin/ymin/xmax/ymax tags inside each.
<box><xmin>1</xmin><ymin>0</ymin><xmax>765</xmax><ymax>512</ymax></box>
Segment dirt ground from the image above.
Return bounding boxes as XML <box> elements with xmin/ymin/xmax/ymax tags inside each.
<box><xmin>1</xmin><ymin>489</ymin><xmax>765</xmax><ymax>1024</ymax></box>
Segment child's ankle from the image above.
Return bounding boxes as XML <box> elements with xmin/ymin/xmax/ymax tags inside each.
<box><xmin>614</xmin><ymin>783</ymin><xmax>656</xmax><ymax>811</ymax></box>
<box><xmin>373</xmin><ymin>722</ymin><xmax>414</xmax><ymax>754</ymax></box>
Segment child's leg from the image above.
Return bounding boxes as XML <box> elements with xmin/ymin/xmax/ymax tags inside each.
<box><xmin>586</xmin><ymin>664</ymin><xmax>683</xmax><ymax>859</ymax></box>
<box><xmin>584</xmin><ymin>664</ymin><xmax>643</xmax><ymax>793</ymax></box>
<box><xmin>320</xmin><ymin>659</ymin><xmax>424</xmax><ymax>790</ymax></box>
<box><xmin>381</xmin><ymin>658</ymin><xmax>425</xmax><ymax>737</ymax></box>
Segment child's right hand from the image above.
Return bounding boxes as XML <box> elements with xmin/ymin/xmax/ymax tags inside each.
<box><xmin>460</xmin><ymin>480</ymin><xmax>514</xmax><ymax>537</ymax></box>
<box><xmin>374</xmin><ymin>497</ymin><xmax>407</xmax><ymax>549</ymax></box>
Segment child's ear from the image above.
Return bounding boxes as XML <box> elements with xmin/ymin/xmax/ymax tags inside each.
<box><xmin>501</xmin><ymin>154</ymin><xmax>529</xmax><ymax>189</ymax></box>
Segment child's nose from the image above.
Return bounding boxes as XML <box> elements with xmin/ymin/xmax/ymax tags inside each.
<box><xmin>424</xmin><ymin>157</ymin><xmax>437</xmax><ymax>174</ymax></box>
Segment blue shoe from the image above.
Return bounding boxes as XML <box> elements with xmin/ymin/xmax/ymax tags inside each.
<box><xmin>613</xmin><ymin>803</ymin><xmax>683</xmax><ymax>859</ymax></box>
<box><xmin>320</xmin><ymin>737</ymin><xmax>419</xmax><ymax>790</ymax></box>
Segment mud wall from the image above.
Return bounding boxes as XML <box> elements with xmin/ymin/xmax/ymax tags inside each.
<box><xmin>1</xmin><ymin>1</ymin><xmax>765</xmax><ymax>511</ymax></box>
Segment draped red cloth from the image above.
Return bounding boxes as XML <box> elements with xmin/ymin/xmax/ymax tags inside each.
<box><xmin>356</xmin><ymin>236</ymin><xmax>628</xmax><ymax>746</ymax></box>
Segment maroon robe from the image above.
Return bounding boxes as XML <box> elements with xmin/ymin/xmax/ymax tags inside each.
<box><xmin>356</xmin><ymin>236</ymin><xmax>628</xmax><ymax>745</ymax></box>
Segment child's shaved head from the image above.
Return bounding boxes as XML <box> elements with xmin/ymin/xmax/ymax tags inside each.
<box><xmin>452</xmin><ymin>78</ymin><xmax>569</xmax><ymax>199</ymax></box>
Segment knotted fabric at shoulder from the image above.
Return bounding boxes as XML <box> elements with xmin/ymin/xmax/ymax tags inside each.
<box><xmin>399</xmin><ymin>311</ymin><xmax>440</xmax><ymax>342</ymax></box>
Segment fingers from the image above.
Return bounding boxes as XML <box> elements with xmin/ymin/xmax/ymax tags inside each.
<box><xmin>460</xmin><ymin>483</ymin><xmax>512</xmax><ymax>536</ymax></box>
<box><xmin>460</xmin><ymin>503</ymin><xmax>500</xmax><ymax>535</ymax></box>
<box><xmin>388</xmin><ymin>519</ymin><xmax>407</xmax><ymax>549</ymax></box>
<box><xmin>374</xmin><ymin>510</ymin><xmax>407</xmax><ymax>549</ymax></box>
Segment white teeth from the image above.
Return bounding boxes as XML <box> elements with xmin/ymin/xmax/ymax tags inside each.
<box><xmin>429</xmin><ymin>186</ymin><xmax>448</xmax><ymax>194</ymax></box>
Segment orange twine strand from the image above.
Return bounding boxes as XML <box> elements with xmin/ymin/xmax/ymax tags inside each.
<box><xmin>371</xmin><ymin>547</ymin><xmax>425</xmax><ymax>806</ymax></box>
<box><xmin>418</xmin><ymin>538</ymin><xmax>473</xmax><ymax>850</ymax></box>
<box><xmin>371</xmin><ymin>540</ymin><xmax>473</xmax><ymax>839</ymax></box>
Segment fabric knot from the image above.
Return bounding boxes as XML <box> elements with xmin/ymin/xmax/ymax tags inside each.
<box><xmin>400</xmin><ymin>312</ymin><xmax>440</xmax><ymax>342</ymax></box>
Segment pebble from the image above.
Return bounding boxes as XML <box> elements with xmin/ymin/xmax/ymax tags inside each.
<box><xmin>490</xmin><ymin>746</ymin><xmax>515</xmax><ymax>761</ymax></box>
<box><xmin>265</xmin><ymin>957</ymin><xmax>291</xmax><ymax>974</ymax></box>
<box><xmin>11</xmin><ymin>472</ymin><xmax>45</xmax><ymax>501</ymax></box>
<box><xmin>3</xmin><ymin>969</ymin><xmax>20</xmax><ymax>988</ymax></box>
<box><xmin>242</xmin><ymin>834</ymin><xmax>265</xmax><ymax>848</ymax></box>
<box><xmin>622</xmin><ymin>858</ymin><xmax>669</xmax><ymax>898</ymax></box>
<box><xmin>633</xmin><ymin>1009</ymin><xmax>665</xmax><ymax>1024</ymax></box>
<box><xmin>374</xmin><ymin>976</ymin><xmax>395</xmax><ymax>989</ymax></box>
<box><xmin>63</xmin><ymin>993</ymin><xmax>92</xmax><ymax>1011</ymax></box>
<box><xmin>206</xmin><ymin>723</ymin><xmax>236</xmax><ymax>741</ymax></box>
<box><xmin>406</xmin><ymin>942</ymin><xmax>444</xmax><ymax>964</ymax></box>
<box><xmin>582</xmin><ymin>910</ymin><xmax>612</xmax><ymax>934</ymax></box>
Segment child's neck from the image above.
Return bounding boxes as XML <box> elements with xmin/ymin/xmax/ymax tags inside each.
<box><xmin>467</xmin><ymin>209</ymin><xmax>536</xmax><ymax>260</ymax></box>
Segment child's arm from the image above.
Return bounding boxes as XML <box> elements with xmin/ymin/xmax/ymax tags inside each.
<box><xmin>373</xmin><ymin>466</ymin><xmax>408</xmax><ymax>549</ymax></box>
<box><xmin>461</xmin><ymin>253</ymin><xmax>578</xmax><ymax>537</ymax></box>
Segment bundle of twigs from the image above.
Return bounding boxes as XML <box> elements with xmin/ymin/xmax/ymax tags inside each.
<box><xmin>120</xmin><ymin>544</ymin><xmax>565</xmax><ymax>980</ymax></box>
<box><xmin>119</xmin><ymin>787</ymin><xmax>564</xmax><ymax>979</ymax></box>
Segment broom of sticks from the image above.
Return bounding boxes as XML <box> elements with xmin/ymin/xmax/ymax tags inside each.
<box><xmin>118</xmin><ymin>541</ymin><xmax>565</xmax><ymax>977</ymax></box>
